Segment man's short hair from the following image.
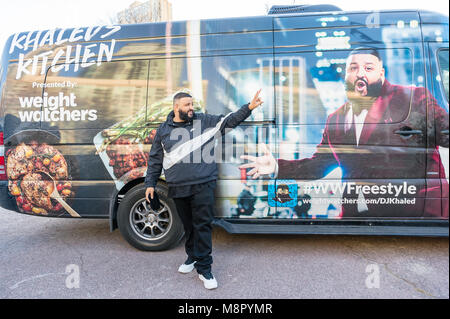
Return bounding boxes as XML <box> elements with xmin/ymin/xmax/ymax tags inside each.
<box><xmin>277</xmin><ymin>184</ymin><xmax>289</xmax><ymax>191</ymax></box>
<box><xmin>173</xmin><ymin>92</ymin><xmax>192</xmax><ymax>105</ymax></box>
<box><xmin>348</xmin><ymin>47</ymin><xmax>382</xmax><ymax>61</ymax></box>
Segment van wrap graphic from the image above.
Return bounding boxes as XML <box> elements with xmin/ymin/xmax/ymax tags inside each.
<box><xmin>9</xmin><ymin>26</ymin><xmax>121</xmax><ymax>80</ymax></box>
<box><xmin>6</xmin><ymin>142</ymin><xmax>75</xmax><ymax>216</ymax></box>
<box><xmin>1</xmin><ymin>13</ymin><xmax>448</xmax><ymax>220</ymax></box>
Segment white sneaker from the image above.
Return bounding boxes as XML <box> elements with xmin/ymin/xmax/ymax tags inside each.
<box><xmin>178</xmin><ymin>261</ymin><xmax>196</xmax><ymax>274</ymax></box>
<box><xmin>199</xmin><ymin>273</ymin><xmax>218</xmax><ymax>290</ymax></box>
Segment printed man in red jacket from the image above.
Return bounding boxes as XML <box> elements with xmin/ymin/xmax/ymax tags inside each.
<box><xmin>241</xmin><ymin>48</ymin><xmax>449</xmax><ymax>218</ymax></box>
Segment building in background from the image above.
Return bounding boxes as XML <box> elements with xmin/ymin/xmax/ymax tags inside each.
<box><xmin>117</xmin><ymin>0</ymin><xmax>172</xmax><ymax>24</ymax></box>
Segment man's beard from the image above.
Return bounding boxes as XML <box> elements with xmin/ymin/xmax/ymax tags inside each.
<box><xmin>276</xmin><ymin>193</ymin><xmax>292</xmax><ymax>203</ymax></box>
<box><xmin>345</xmin><ymin>77</ymin><xmax>383</xmax><ymax>111</ymax></box>
<box><xmin>179</xmin><ymin>109</ymin><xmax>194</xmax><ymax>122</ymax></box>
<box><xmin>345</xmin><ymin>77</ymin><xmax>383</xmax><ymax>97</ymax></box>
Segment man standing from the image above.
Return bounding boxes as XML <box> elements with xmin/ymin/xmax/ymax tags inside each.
<box><xmin>241</xmin><ymin>48</ymin><xmax>448</xmax><ymax>218</ymax></box>
<box><xmin>145</xmin><ymin>90</ymin><xmax>263</xmax><ymax>289</ymax></box>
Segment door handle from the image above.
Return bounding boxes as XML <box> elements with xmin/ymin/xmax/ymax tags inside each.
<box><xmin>394</xmin><ymin>127</ymin><xmax>423</xmax><ymax>137</ymax></box>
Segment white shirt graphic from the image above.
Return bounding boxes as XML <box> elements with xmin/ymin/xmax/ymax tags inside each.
<box><xmin>344</xmin><ymin>103</ymin><xmax>369</xmax><ymax>146</ymax></box>
<box><xmin>345</xmin><ymin>103</ymin><xmax>369</xmax><ymax>212</ymax></box>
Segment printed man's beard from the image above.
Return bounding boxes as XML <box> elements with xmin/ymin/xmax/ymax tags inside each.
<box><xmin>345</xmin><ymin>77</ymin><xmax>384</xmax><ymax>99</ymax></box>
<box><xmin>179</xmin><ymin>109</ymin><xmax>194</xmax><ymax>122</ymax></box>
<box><xmin>276</xmin><ymin>193</ymin><xmax>292</xmax><ymax>203</ymax></box>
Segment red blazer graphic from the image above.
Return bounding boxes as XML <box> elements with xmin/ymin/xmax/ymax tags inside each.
<box><xmin>277</xmin><ymin>80</ymin><xmax>449</xmax><ymax>218</ymax></box>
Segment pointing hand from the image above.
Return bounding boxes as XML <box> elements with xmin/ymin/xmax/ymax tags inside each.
<box><xmin>249</xmin><ymin>89</ymin><xmax>264</xmax><ymax>110</ymax></box>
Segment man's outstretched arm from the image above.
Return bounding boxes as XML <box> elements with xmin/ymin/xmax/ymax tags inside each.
<box><xmin>240</xmin><ymin>120</ymin><xmax>339</xmax><ymax>180</ymax></box>
<box><xmin>208</xmin><ymin>90</ymin><xmax>264</xmax><ymax>133</ymax></box>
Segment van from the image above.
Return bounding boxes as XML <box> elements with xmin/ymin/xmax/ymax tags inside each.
<box><xmin>0</xmin><ymin>5</ymin><xmax>448</xmax><ymax>251</ymax></box>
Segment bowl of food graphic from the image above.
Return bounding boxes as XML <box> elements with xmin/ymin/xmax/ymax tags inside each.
<box><xmin>5</xmin><ymin>131</ymin><xmax>77</xmax><ymax>217</ymax></box>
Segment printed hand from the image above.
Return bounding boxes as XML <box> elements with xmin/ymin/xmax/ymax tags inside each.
<box><xmin>248</xmin><ymin>89</ymin><xmax>264</xmax><ymax>110</ymax></box>
<box><xmin>239</xmin><ymin>144</ymin><xmax>276</xmax><ymax>179</ymax></box>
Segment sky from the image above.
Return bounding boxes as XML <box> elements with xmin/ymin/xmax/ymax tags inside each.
<box><xmin>0</xmin><ymin>0</ymin><xmax>449</xmax><ymax>55</ymax></box>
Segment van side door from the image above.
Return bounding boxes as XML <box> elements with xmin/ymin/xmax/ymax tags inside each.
<box><xmin>427</xmin><ymin>43</ymin><xmax>449</xmax><ymax>218</ymax></box>
<box><xmin>272</xmin><ymin>11</ymin><xmax>430</xmax><ymax>219</ymax></box>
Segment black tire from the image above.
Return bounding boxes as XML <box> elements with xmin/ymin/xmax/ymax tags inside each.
<box><xmin>117</xmin><ymin>183</ymin><xmax>184</xmax><ymax>251</ymax></box>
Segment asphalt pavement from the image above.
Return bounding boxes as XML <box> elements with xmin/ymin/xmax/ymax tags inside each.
<box><xmin>0</xmin><ymin>207</ymin><xmax>448</xmax><ymax>299</ymax></box>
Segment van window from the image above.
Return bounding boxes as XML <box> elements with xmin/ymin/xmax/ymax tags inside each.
<box><xmin>146</xmin><ymin>57</ymin><xmax>206</xmax><ymax>124</ymax></box>
<box><xmin>438</xmin><ymin>49</ymin><xmax>449</xmax><ymax>102</ymax></box>
<box><xmin>275</xmin><ymin>48</ymin><xmax>415</xmax><ymax>125</ymax></box>
<box><xmin>147</xmin><ymin>54</ymin><xmax>275</xmax><ymax>123</ymax></box>
<box><xmin>44</xmin><ymin>60</ymin><xmax>149</xmax><ymax>130</ymax></box>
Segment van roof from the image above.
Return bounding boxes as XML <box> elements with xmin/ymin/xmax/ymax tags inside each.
<box><xmin>1</xmin><ymin>9</ymin><xmax>448</xmax><ymax>63</ymax></box>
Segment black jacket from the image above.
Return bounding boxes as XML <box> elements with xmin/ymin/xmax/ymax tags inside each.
<box><xmin>145</xmin><ymin>104</ymin><xmax>252</xmax><ymax>188</ymax></box>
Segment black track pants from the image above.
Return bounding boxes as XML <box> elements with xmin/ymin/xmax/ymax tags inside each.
<box><xmin>173</xmin><ymin>186</ymin><xmax>215</xmax><ymax>275</ymax></box>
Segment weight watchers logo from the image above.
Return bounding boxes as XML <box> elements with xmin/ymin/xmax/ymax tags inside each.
<box><xmin>18</xmin><ymin>91</ymin><xmax>97</xmax><ymax>122</ymax></box>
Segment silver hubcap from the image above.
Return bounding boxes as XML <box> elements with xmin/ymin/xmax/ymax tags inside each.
<box><xmin>129</xmin><ymin>198</ymin><xmax>172</xmax><ymax>241</ymax></box>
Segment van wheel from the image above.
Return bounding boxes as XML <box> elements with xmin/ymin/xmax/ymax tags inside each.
<box><xmin>117</xmin><ymin>183</ymin><xmax>183</xmax><ymax>251</ymax></box>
